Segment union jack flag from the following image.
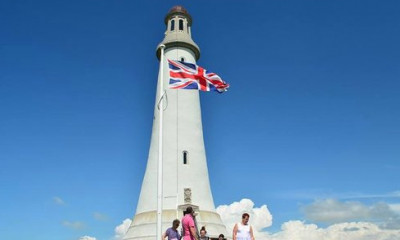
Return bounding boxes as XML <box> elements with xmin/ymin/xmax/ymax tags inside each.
<box><xmin>168</xmin><ymin>59</ymin><xmax>229</xmax><ymax>93</ymax></box>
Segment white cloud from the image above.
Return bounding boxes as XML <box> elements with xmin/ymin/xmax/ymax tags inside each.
<box><xmin>216</xmin><ymin>198</ymin><xmax>273</xmax><ymax>239</ymax></box>
<box><xmin>263</xmin><ymin>221</ymin><xmax>400</xmax><ymax>240</ymax></box>
<box><xmin>79</xmin><ymin>236</ymin><xmax>96</xmax><ymax>240</ymax></box>
<box><xmin>215</xmin><ymin>199</ymin><xmax>400</xmax><ymax>240</ymax></box>
<box><xmin>302</xmin><ymin>199</ymin><xmax>369</xmax><ymax>223</ymax></box>
<box><xmin>338</xmin><ymin>191</ymin><xmax>400</xmax><ymax>200</ymax></box>
<box><xmin>53</xmin><ymin>196</ymin><xmax>65</xmax><ymax>205</ymax></box>
<box><xmin>389</xmin><ymin>204</ymin><xmax>400</xmax><ymax>215</ymax></box>
<box><xmin>93</xmin><ymin>212</ymin><xmax>108</xmax><ymax>221</ymax></box>
<box><xmin>109</xmin><ymin>198</ymin><xmax>400</xmax><ymax>240</ymax></box>
<box><xmin>114</xmin><ymin>218</ymin><xmax>132</xmax><ymax>240</ymax></box>
<box><xmin>62</xmin><ymin>221</ymin><xmax>86</xmax><ymax>230</ymax></box>
<box><xmin>277</xmin><ymin>190</ymin><xmax>400</xmax><ymax>201</ymax></box>
<box><xmin>302</xmin><ymin>199</ymin><xmax>400</xmax><ymax>229</ymax></box>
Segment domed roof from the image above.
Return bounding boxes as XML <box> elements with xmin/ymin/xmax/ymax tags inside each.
<box><xmin>169</xmin><ymin>5</ymin><xmax>189</xmax><ymax>15</ymax></box>
<box><xmin>164</xmin><ymin>5</ymin><xmax>192</xmax><ymax>25</ymax></box>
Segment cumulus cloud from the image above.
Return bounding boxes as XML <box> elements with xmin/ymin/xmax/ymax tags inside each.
<box><xmin>79</xmin><ymin>236</ymin><xmax>96</xmax><ymax>240</ymax></box>
<box><xmin>109</xmin><ymin>198</ymin><xmax>400</xmax><ymax>240</ymax></box>
<box><xmin>62</xmin><ymin>221</ymin><xmax>86</xmax><ymax>230</ymax></box>
<box><xmin>53</xmin><ymin>196</ymin><xmax>65</xmax><ymax>205</ymax></box>
<box><xmin>215</xmin><ymin>199</ymin><xmax>400</xmax><ymax>240</ymax></box>
<box><xmin>263</xmin><ymin>221</ymin><xmax>400</xmax><ymax>240</ymax></box>
<box><xmin>216</xmin><ymin>198</ymin><xmax>273</xmax><ymax>239</ymax></box>
<box><xmin>302</xmin><ymin>199</ymin><xmax>400</xmax><ymax>229</ymax></box>
<box><xmin>114</xmin><ymin>218</ymin><xmax>132</xmax><ymax>240</ymax></box>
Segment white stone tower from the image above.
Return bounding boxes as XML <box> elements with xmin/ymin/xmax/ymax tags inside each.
<box><xmin>123</xmin><ymin>6</ymin><xmax>227</xmax><ymax>240</ymax></box>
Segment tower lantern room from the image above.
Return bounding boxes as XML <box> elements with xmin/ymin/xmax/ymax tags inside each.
<box><xmin>157</xmin><ymin>6</ymin><xmax>200</xmax><ymax>60</ymax></box>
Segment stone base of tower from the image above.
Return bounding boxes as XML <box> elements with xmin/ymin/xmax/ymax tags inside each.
<box><xmin>123</xmin><ymin>209</ymin><xmax>228</xmax><ymax>240</ymax></box>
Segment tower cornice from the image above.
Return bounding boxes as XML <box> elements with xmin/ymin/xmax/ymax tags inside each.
<box><xmin>156</xmin><ymin>42</ymin><xmax>200</xmax><ymax>61</ymax></box>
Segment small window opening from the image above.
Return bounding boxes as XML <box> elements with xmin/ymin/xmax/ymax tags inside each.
<box><xmin>183</xmin><ymin>151</ymin><xmax>188</xmax><ymax>164</ymax></box>
<box><xmin>179</xmin><ymin>19</ymin><xmax>184</xmax><ymax>30</ymax></box>
<box><xmin>171</xmin><ymin>20</ymin><xmax>175</xmax><ymax>31</ymax></box>
<box><xmin>180</xmin><ymin>57</ymin><xmax>185</xmax><ymax>62</ymax></box>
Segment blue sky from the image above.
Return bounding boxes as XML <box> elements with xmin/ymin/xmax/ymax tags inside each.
<box><xmin>1</xmin><ymin>1</ymin><xmax>399</xmax><ymax>240</ymax></box>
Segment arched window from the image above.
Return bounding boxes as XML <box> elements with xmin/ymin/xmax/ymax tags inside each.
<box><xmin>171</xmin><ymin>19</ymin><xmax>175</xmax><ymax>31</ymax></box>
<box><xmin>183</xmin><ymin>151</ymin><xmax>188</xmax><ymax>164</ymax></box>
<box><xmin>179</xmin><ymin>19</ymin><xmax>184</xmax><ymax>30</ymax></box>
<box><xmin>180</xmin><ymin>57</ymin><xmax>185</xmax><ymax>62</ymax></box>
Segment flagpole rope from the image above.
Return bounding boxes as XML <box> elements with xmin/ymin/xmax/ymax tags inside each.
<box><xmin>156</xmin><ymin>90</ymin><xmax>168</xmax><ymax>111</ymax></box>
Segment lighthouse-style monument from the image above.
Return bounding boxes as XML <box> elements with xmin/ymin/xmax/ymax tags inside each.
<box><xmin>123</xmin><ymin>6</ymin><xmax>227</xmax><ymax>240</ymax></box>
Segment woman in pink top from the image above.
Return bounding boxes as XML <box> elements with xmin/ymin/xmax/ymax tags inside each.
<box><xmin>181</xmin><ymin>207</ymin><xmax>198</xmax><ymax>240</ymax></box>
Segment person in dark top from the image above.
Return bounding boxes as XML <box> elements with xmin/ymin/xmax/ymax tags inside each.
<box><xmin>162</xmin><ymin>219</ymin><xmax>181</xmax><ymax>240</ymax></box>
<box><xmin>199</xmin><ymin>226</ymin><xmax>209</xmax><ymax>240</ymax></box>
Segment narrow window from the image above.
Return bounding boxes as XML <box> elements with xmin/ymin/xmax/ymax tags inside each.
<box><xmin>183</xmin><ymin>151</ymin><xmax>188</xmax><ymax>164</ymax></box>
<box><xmin>179</xmin><ymin>19</ymin><xmax>183</xmax><ymax>30</ymax></box>
<box><xmin>171</xmin><ymin>20</ymin><xmax>175</xmax><ymax>31</ymax></box>
<box><xmin>180</xmin><ymin>57</ymin><xmax>185</xmax><ymax>62</ymax></box>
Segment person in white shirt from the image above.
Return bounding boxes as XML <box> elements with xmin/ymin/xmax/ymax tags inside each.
<box><xmin>232</xmin><ymin>213</ymin><xmax>255</xmax><ymax>240</ymax></box>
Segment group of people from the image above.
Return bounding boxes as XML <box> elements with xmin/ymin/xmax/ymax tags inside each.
<box><xmin>162</xmin><ymin>206</ymin><xmax>255</xmax><ymax>240</ymax></box>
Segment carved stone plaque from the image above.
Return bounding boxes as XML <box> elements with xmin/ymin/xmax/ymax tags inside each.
<box><xmin>184</xmin><ymin>188</ymin><xmax>192</xmax><ymax>203</ymax></box>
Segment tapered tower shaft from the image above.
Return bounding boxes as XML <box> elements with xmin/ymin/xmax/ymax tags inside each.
<box><xmin>123</xmin><ymin>6</ymin><xmax>227</xmax><ymax>240</ymax></box>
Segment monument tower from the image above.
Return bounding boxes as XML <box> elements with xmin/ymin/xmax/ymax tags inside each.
<box><xmin>123</xmin><ymin>6</ymin><xmax>227</xmax><ymax>240</ymax></box>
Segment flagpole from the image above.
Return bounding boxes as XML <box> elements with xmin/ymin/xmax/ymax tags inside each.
<box><xmin>156</xmin><ymin>44</ymin><xmax>166</xmax><ymax>240</ymax></box>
